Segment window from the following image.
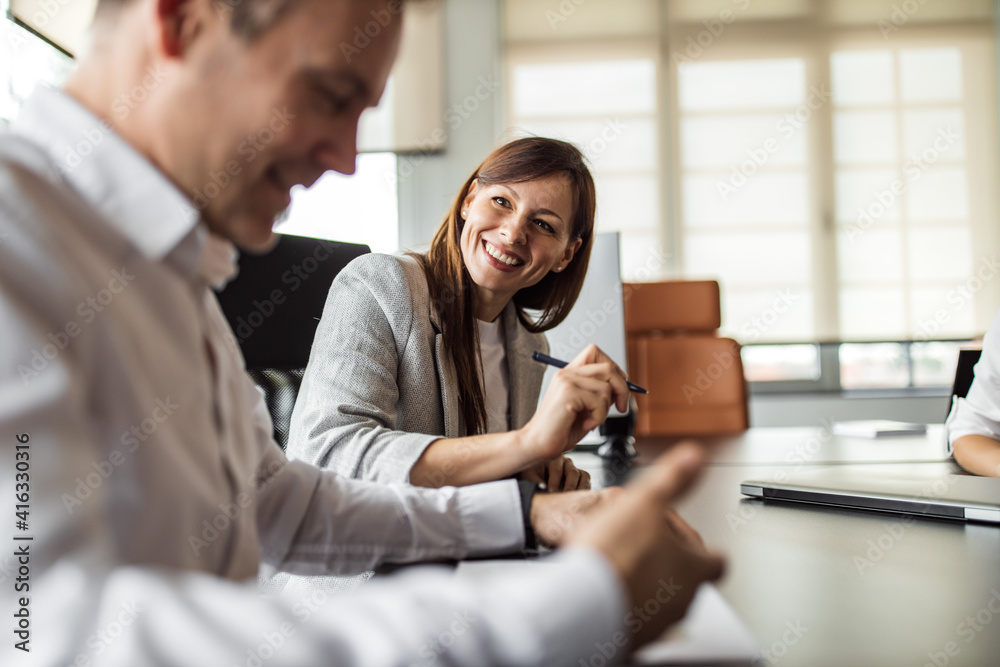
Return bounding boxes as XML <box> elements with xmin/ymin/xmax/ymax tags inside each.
<box><xmin>672</xmin><ymin>31</ymin><xmax>998</xmax><ymax>346</ymax></box>
<box><xmin>503</xmin><ymin>1</ymin><xmax>998</xmax><ymax>347</ymax></box>
<box><xmin>0</xmin><ymin>14</ymin><xmax>73</xmax><ymax>126</ymax></box>
<box><xmin>832</xmin><ymin>47</ymin><xmax>981</xmax><ymax>342</ymax></box>
<box><xmin>274</xmin><ymin>153</ymin><xmax>399</xmax><ymax>253</ymax></box>
<box><xmin>506</xmin><ymin>50</ymin><xmax>666</xmax><ymax>280</ymax></box>
<box><xmin>742</xmin><ymin>343</ymin><xmax>821</xmax><ymax>382</ymax></box>
<box><xmin>676</xmin><ymin>56</ymin><xmax>815</xmax><ymax>343</ymax></box>
<box><xmin>504</xmin><ymin>0</ymin><xmax>667</xmax><ymax>281</ymax></box>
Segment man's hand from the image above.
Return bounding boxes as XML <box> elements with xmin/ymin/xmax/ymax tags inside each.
<box><xmin>529</xmin><ymin>486</ymin><xmax>621</xmax><ymax>547</ymax></box>
<box><xmin>567</xmin><ymin>443</ymin><xmax>725</xmax><ymax>649</ymax></box>
<box><xmin>519</xmin><ymin>455</ymin><xmax>591</xmax><ymax>491</ymax></box>
<box><xmin>517</xmin><ymin>344</ymin><xmax>630</xmax><ymax>464</ymax></box>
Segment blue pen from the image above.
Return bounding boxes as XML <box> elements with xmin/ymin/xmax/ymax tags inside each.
<box><xmin>531</xmin><ymin>351</ymin><xmax>648</xmax><ymax>394</ymax></box>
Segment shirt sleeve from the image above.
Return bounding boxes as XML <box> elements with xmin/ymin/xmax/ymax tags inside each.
<box><xmin>945</xmin><ymin>309</ymin><xmax>1000</xmax><ymax>452</ymax></box>
<box><xmin>254</xmin><ymin>446</ymin><xmax>529</xmax><ymax>576</ymax></box>
<box><xmin>49</xmin><ymin>547</ymin><xmax>628</xmax><ymax>667</ymax></box>
<box><xmin>287</xmin><ymin>254</ymin><xmax>440</xmax><ymax>484</ymax></box>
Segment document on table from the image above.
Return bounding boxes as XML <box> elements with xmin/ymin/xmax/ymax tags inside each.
<box><xmin>455</xmin><ymin>560</ymin><xmax>760</xmax><ymax>665</ymax></box>
<box><xmin>633</xmin><ymin>583</ymin><xmax>760</xmax><ymax>665</ymax></box>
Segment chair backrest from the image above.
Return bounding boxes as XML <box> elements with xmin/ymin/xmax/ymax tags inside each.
<box><xmin>216</xmin><ymin>234</ymin><xmax>370</xmax><ymax>447</ymax></box>
<box><xmin>952</xmin><ymin>348</ymin><xmax>982</xmax><ymax>400</ymax></box>
<box><xmin>623</xmin><ymin>280</ymin><xmax>749</xmax><ymax>437</ymax></box>
<box><xmin>624</xmin><ymin>280</ymin><xmax>721</xmax><ymax>334</ymax></box>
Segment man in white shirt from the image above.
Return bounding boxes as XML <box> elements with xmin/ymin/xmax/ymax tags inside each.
<box><xmin>0</xmin><ymin>0</ymin><xmax>724</xmax><ymax>665</ymax></box>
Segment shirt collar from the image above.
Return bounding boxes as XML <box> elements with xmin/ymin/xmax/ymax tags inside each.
<box><xmin>11</xmin><ymin>86</ymin><xmax>238</xmax><ymax>286</ymax></box>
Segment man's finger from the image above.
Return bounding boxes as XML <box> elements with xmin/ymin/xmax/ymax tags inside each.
<box><xmin>695</xmin><ymin>550</ymin><xmax>726</xmax><ymax>582</ymax></box>
<box><xmin>630</xmin><ymin>442</ymin><xmax>707</xmax><ymax>505</ymax></box>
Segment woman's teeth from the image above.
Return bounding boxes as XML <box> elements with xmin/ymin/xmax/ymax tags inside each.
<box><xmin>485</xmin><ymin>241</ymin><xmax>523</xmax><ymax>266</ymax></box>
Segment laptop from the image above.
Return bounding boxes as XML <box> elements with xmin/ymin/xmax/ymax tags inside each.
<box><xmin>741</xmin><ymin>466</ymin><xmax>1000</xmax><ymax>524</ymax></box>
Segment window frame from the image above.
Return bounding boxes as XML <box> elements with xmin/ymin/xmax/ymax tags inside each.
<box><xmin>666</xmin><ymin>21</ymin><xmax>999</xmax><ymax>346</ymax></box>
<box><xmin>744</xmin><ymin>339</ymin><xmax>971</xmax><ymax>396</ymax></box>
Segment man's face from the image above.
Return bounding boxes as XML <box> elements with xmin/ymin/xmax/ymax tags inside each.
<box><xmin>162</xmin><ymin>0</ymin><xmax>402</xmax><ymax>250</ymax></box>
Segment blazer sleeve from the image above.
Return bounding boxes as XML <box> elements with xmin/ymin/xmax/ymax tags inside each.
<box><xmin>287</xmin><ymin>254</ymin><xmax>439</xmax><ymax>484</ymax></box>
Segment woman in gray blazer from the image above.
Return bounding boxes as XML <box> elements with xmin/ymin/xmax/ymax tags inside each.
<box><xmin>287</xmin><ymin>137</ymin><xmax>631</xmax><ymax>492</ymax></box>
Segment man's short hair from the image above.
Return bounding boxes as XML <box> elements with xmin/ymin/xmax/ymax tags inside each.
<box><xmin>94</xmin><ymin>0</ymin><xmax>303</xmax><ymax>41</ymax></box>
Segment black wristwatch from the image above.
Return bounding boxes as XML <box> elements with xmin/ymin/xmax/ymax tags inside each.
<box><xmin>517</xmin><ymin>480</ymin><xmax>541</xmax><ymax>551</ymax></box>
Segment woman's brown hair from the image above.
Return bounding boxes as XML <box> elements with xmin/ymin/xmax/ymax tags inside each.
<box><xmin>412</xmin><ymin>136</ymin><xmax>597</xmax><ymax>435</ymax></box>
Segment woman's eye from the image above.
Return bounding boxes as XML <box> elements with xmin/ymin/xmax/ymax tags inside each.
<box><xmin>492</xmin><ymin>196</ymin><xmax>510</xmax><ymax>207</ymax></box>
<box><xmin>535</xmin><ymin>219</ymin><xmax>555</xmax><ymax>233</ymax></box>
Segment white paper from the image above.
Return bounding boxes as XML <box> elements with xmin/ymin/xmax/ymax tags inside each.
<box><xmin>455</xmin><ymin>560</ymin><xmax>760</xmax><ymax>665</ymax></box>
<box><xmin>633</xmin><ymin>583</ymin><xmax>760</xmax><ymax>664</ymax></box>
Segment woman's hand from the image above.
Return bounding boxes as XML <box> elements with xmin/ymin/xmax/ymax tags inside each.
<box><xmin>517</xmin><ymin>344</ymin><xmax>630</xmax><ymax>464</ymax></box>
<box><xmin>519</xmin><ymin>455</ymin><xmax>591</xmax><ymax>491</ymax></box>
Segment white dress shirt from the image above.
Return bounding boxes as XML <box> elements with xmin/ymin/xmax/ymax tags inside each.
<box><xmin>0</xmin><ymin>87</ymin><xmax>626</xmax><ymax>666</ymax></box>
<box><xmin>945</xmin><ymin>308</ymin><xmax>1000</xmax><ymax>452</ymax></box>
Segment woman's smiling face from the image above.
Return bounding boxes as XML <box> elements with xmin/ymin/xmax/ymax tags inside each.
<box><xmin>459</xmin><ymin>173</ymin><xmax>582</xmax><ymax>321</ymax></box>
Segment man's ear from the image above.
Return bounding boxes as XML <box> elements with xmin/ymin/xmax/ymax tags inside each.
<box><xmin>154</xmin><ymin>0</ymin><xmax>217</xmax><ymax>58</ymax></box>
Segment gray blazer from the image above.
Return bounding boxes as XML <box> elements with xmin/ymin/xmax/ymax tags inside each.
<box><xmin>287</xmin><ymin>253</ymin><xmax>549</xmax><ymax>484</ymax></box>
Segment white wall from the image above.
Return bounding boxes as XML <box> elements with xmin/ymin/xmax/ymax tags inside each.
<box><xmin>396</xmin><ymin>0</ymin><xmax>505</xmax><ymax>250</ymax></box>
<box><xmin>750</xmin><ymin>393</ymin><xmax>952</xmax><ymax>427</ymax></box>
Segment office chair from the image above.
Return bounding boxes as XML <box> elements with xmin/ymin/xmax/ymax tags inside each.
<box><xmin>216</xmin><ymin>234</ymin><xmax>370</xmax><ymax>448</ymax></box>
<box><xmin>951</xmin><ymin>348</ymin><xmax>982</xmax><ymax>400</ymax></box>
<box><xmin>623</xmin><ymin>280</ymin><xmax>749</xmax><ymax>437</ymax></box>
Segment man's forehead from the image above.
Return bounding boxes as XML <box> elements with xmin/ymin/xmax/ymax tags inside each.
<box><xmin>263</xmin><ymin>0</ymin><xmax>401</xmax><ymax>94</ymax></box>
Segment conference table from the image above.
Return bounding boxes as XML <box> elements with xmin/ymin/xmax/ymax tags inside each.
<box><xmin>564</xmin><ymin>426</ymin><xmax>1000</xmax><ymax>667</ymax></box>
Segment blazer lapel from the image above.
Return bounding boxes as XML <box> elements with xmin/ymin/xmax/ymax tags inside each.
<box><xmin>503</xmin><ymin>304</ymin><xmax>546</xmax><ymax>429</ymax></box>
<box><xmin>429</xmin><ymin>304</ymin><xmax>464</xmax><ymax>438</ymax></box>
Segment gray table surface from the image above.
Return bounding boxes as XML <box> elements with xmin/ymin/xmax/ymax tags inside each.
<box><xmin>568</xmin><ymin>427</ymin><xmax>1000</xmax><ymax>667</ymax></box>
